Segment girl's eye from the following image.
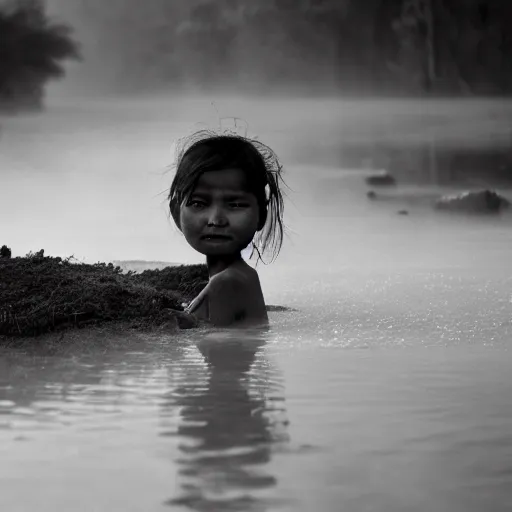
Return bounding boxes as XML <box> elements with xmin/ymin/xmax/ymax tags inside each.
<box><xmin>229</xmin><ymin>202</ymin><xmax>248</xmax><ymax>209</ymax></box>
<box><xmin>188</xmin><ymin>200</ymin><xmax>206</xmax><ymax>209</ymax></box>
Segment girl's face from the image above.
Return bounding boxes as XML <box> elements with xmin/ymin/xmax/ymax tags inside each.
<box><xmin>179</xmin><ymin>168</ymin><xmax>260</xmax><ymax>257</ymax></box>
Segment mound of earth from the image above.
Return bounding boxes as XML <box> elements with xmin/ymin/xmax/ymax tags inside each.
<box><xmin>0</xmin><ymin>251</ymin><xmax>208</xmax><ymax>338</ymax></box>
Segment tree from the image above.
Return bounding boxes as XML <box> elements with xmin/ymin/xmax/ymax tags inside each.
<box><xmin>0</xmin><ymin>245</ymin><xmax>12</xmax><ymax>258</ymax></box>
<box><xmin>0</xmin><ymin>0</ymin><xmax>80</xmax><ymax>111</ymax></box>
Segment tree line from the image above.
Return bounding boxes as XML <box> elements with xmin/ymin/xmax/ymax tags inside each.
<box><xmin>66</xmin><ymin>0</ymin><xmax>512</xmax><ymax>96</ymax></box>
<box><xmin>1</xmin><ymin>0</ymin><xmax>511</xmax><ymax>111</ymax></box>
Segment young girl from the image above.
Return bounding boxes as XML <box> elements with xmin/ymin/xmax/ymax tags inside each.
<box><xmin>168</xmin><ymin>129</ymin><xmax>285</xmax><ymax>328</ymax></box>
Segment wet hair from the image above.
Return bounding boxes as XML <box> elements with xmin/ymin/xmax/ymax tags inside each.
<box><xmin>168</xmin><ymin>129</ymin><xmax>286</xmax><ymax>263</ymax></box>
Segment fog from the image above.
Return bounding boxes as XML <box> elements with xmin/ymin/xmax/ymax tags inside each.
<box><xmin>2</xmin><ymin>1</ymin><xmax>512</xmax><ymax>274</ymax></box>
<box><xmin>2</xmin><ymin>94</ymin><xmax>511</xmax><ymax>268</ymax></box>
<box><xmin>40</xmin><ymin>0</ymin><xmax>512</xmax><ymax>160</ymax></box>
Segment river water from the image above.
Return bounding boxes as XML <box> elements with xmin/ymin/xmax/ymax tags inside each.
<box><xmin>1</xmin><ymin>95</ymin><xmax>512</xmax><ymax>511</ymax></box>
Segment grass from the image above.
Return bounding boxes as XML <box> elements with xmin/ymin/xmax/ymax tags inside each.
<box><xmin>0</xmin><ymin>250</ymin><xmax>208</xmax><ymax>344</ymax></box>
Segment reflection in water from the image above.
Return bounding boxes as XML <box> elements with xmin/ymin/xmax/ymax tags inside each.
<box><xmin>161</xmin><ymin>329</ymin><xmax>289</xmax><ymax>511</ymax></box>
<box><xmin>0</xmin><ymin>349</ymin><xmax>106</xmax><ymax>426</ymax></box>
<box><xmin>0</xmin><ymin>335</ymin><xmax>186</xmax><ymax>437</ymax></box>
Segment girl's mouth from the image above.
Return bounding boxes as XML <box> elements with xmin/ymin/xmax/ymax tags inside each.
<box><xmin>201</xmin><ymin>234</ymin><xmax>232</xmax><ymax>241</ymax></box>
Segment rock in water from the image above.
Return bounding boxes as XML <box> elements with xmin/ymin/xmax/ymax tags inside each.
<box><xmin>434</xmin><ymin>189</ymin><xmax>510</xmax><ymax>213</ymax></box>
<box><xmin>365</xmin><ymin>171</ymin><xmax>396</xmax><ymax>187</ymax></box>
<box><xmin>266</xmin><ymin>305</ymin><xmax>297</xmax><ymax>312</ymax></box>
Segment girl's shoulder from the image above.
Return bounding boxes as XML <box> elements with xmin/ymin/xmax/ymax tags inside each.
<box><xmin>210</xmin><ymin>261</ymin><xmax>258</xmax><ymax>289</ymax></box>
<box><xmin>202</xmin><ymin>262</ymin><xmax>267</xmax><ymax>327</ymax></box>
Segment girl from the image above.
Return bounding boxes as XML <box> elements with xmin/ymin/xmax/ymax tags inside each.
<box><xmin>168</xmin><ymin>129</ymin><xmax>286</xmax><ymax>328</ymax></box>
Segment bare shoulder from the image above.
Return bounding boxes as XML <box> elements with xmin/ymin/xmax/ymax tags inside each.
<box><xmin>207</xmin><ymin>262</ymin><xmax>267</xmax><ymax>327</ymax></box>
<box><xmin>210</xmin><ymin>261</ymin><xmax>259</xmax><ymax>290</ymax></box>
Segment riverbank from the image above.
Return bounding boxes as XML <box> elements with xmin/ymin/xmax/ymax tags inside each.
<box><xmin>0</xmin><ymin>250</ymin><xmax>209</xmax><ymax>344</ymax></box>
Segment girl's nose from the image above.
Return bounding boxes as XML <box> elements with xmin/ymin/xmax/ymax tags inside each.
<box><xmin>207</xmin><ymin>206</ymin><xmax>228</xmax><ymax>227</ymax></box>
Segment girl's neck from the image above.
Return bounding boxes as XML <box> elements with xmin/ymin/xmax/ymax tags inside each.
<box><xmin>206</xmin><ymin>253</ymin><xmax>244</xmax><ymax>278</ymax></box>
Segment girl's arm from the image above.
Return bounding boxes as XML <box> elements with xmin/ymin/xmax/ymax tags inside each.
<box><xmin>183</xmin><ymin>285</ymin><xmax>209</xmax><ymax>315</ymax></box>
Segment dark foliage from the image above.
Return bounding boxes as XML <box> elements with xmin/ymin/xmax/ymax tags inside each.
<box><xmin>0</xmin><ymin>245</ymin><xmax>11</xmax><ymax>258</ymax></box>
<box><xmin>0</xmin><ymin>0</ymin><xmax>80</xmax><ymax>111</ymax></box>
<box><xmin>0</xmin><ymin>252</ymin><xmax>204</xmax><ymax>338</ymax></box>
<box><xmin>134</xmin><ymin>264</ymin><xmax>208</xmax><ymax>300</ymax></box>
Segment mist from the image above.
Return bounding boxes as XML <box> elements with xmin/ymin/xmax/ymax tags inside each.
<box><xmin>3</xmin><ymin>7</ymin><xmax>512</xmax><ymax>510</ymax></box>
<box><xmin>41</xmin><ymin>0</ymin><xmax>512</xmax><ymax>160</ymax></box>
<box><xmin>2</xmin><ymin>0</ymin><xmax>512</xmax><ymax>270</ymax></box>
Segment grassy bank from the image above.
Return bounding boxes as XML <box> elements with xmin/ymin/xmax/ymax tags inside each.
<box><xmin>0</xmin><ymin>250</ymin><xmax>208</xmax><ymax>343</ymax></box>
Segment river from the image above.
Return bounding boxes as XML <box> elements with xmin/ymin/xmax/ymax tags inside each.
<box><xmin>1</xmin><ymin>94</ymin><xmax>512</xmax><ymax>511</ymax></box>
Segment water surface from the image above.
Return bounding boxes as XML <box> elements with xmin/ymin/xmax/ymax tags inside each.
<box><xmin>1</xmin><ymin>95</ymin><xmax>512</xmax><ymax>511</ymax></box>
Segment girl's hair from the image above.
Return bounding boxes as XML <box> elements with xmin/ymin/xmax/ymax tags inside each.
<box><xmin>168</xmin><ymin>129</ymin><xmax>286</xmax><ymax>263</ymax></box>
